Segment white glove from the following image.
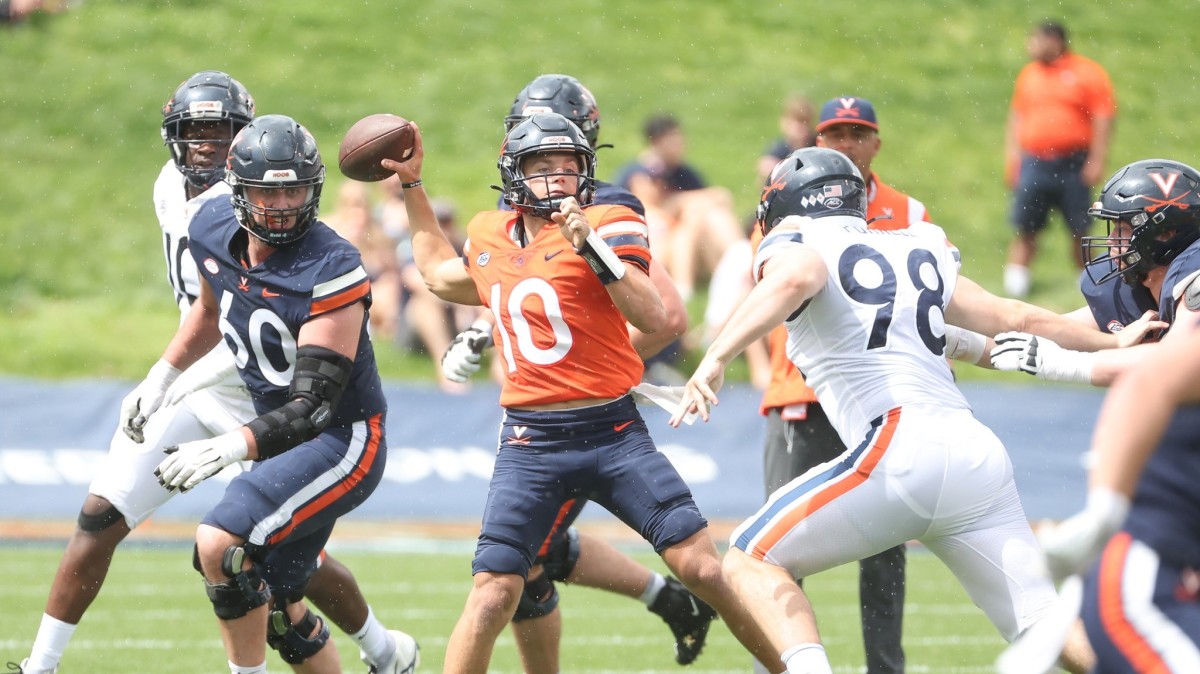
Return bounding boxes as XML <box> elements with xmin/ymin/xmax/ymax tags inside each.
<box><xmin>1039</xmin><ymin>487</ymin><xmax>1130</xmax><ymax>583</ymax></box>
<box><xmin>154</xmin><ymin>431</ymin><xmax>250</xmax><ymax>493</ymax></box>
<box><xmin>441</xmin><ymin>321</ymin><xmax>493</xmax><ymax>383</ymax></box>
<box><xmin>160</xmin><ymin>352</ymin><xmax>239</xmax><ymax>409</ymax></box>
<box><xmin>990</xmin><ymin>332</ymin><xmax>1096</xmax><ymax>384</ymax></box>
<box><xmin>119</xmin><ymin>359</ymin><xmax>182</xmax><ymax>443</ymax></box>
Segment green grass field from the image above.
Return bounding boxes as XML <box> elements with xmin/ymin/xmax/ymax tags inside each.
<box><xmin>2</xmin><ymin>1</ymin><xmax>1199</xmax><ymax>381</ymax></box>
<box><xmin>2</xmin><ymin>538</ymin><xmax>1002</xmax><ymax>673</ymax></box>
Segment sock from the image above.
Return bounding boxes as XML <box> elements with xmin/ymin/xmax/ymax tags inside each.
<box><xmin>26</xmin><ymin>614</ymin><xmax>77</xmax><ymax>671</ymax></box>
<box><xmin>639</xmin><ymin>572</ymin><xmax>667</xmax><ymax>606</ymax></box>
<box><xmin>352</xmin><ymin>606</ymin><xmax>393</xmax><ymax>666</ymax></box>
<box><xmin>1003</xmin><ymin>264</ymin><xmax>1031</xmax><ymax>298</ymax></box>
<box><xmin>782</xmin><ymin>643</ymin><xmax>832</xmax><ymax>674</ymax></box>
<box><xmin>228</xmin><ymin>660</ymin><xmax>267</xmax><ymax>674</ymax></box>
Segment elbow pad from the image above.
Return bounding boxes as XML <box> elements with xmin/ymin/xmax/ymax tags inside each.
<box><xmin>247</xmin><ymin>345</ymin><xmax>354</xmax><ymax>460</ymax></box>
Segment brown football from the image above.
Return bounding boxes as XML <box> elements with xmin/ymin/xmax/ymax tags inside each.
<box><xmin>337</xmin><ymin>113</ymin><xmax>415</xmax><ymax>182</ymax></box>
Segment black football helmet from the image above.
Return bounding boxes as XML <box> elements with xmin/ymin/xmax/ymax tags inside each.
<box><xmin>756</xmin><ymin>147</ymin><xmax>866</xmax><ymax>235</ymax></box>
<box><xmin>226</xmin><ymin>114</ymin><xmax>325</xmax><ymax>247</ymax></box>
<box><xmin>161</xmin><ymin>70</ymin><xmax>256</xmax><ymax>190</ymax></box>
<box><xmin>498</xmin><ymin>112</ymin><xmax>595</xmax><ymax>219</ymax></box>
<box><xmin>1083</xmin><ymin>159</ymin><xmax>1200</xmax><ymax>285</ymax></box>
<box><xmin>505</xmin><ymin>74</ymin><xmax>601</xmax><ymax>147</ymax></box>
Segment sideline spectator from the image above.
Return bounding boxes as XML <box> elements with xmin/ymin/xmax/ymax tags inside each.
<box><xmin>324</xmin><ymin>180</ymin><xmax>403</xmax><ymax>343</ymax></box>
<box><xmin>613</xmin><ymin>114</ymin><xmax>749</xmax><ymax>315</ymax></box>
<box><xmin>1003</xmin><ymin>20</ymin><xmax>1116</xmax><ymax>298</ymax></box>
<box><xmin>757</xmin><ymin>93</ymin><xmax>817</xmax><ymax>183</ymax></box>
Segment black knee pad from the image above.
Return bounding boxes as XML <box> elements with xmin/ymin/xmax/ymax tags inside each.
<box><xmin>202</xmin><ymin>545</ymin><xmax>270</xmax><ymax>620</ymax></box>
<box><xmin>512</xmin><ymin>571</ymin><xmax>559</xmax><ymax>622</ymax></box>
<box><xmin>77</xmin><ymin>504</ymin><xmax>124</xmax><ymax>532</ymax></box>
<box><xmin>266</xmin><ymin>599</ymin><xmax>329</xmax><ymax>664</ymax></box>
<box><xmin>542</xmin><ymin>527</ymin><xmax>581</xmax><ymax>582</ymax></box>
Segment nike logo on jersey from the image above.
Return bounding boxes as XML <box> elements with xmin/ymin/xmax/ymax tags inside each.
<box><xmin>613</xmin><ymin>420</ymin><xmax>634</xmax><ymax>432</ymax></box>
<box><xmin>545</xmin><ymin>249</ymin><xmax>564</xmax><ymax>261</ymax></box>
<box><xmin>687</xmin><ymin>596</ymin><xmax>702</xmax><ymax>617</ymax></box>
<box><xmin>262</xmin><ymin>288</ymin><xmax>281</xmax><ymax>298</ymax></box>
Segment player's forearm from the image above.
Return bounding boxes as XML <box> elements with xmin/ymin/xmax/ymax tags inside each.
<box><xmin>629</xmin><ymin>263</ymin><xmax>688</xmax><ymax>358</ymax></box>
<box><xmin>607</xmin><ymin>268</ymin><xmax>666</xmax><ymax>335</ymax></box>
<box><xmin>162</xmin><ymin>302</ymin><xmax>222</xmax><ymax>371</ymax></box>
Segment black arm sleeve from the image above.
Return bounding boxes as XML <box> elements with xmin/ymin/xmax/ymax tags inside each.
<box><xmin>246</xmin><ymin>345</ymin><xmax>354</xmax><ymax>460</ymax></box>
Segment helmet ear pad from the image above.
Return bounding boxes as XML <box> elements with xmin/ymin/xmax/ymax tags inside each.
<box><xmin>226</xmin><ymin>115</ymin><xmax>325</xmax><ymax>247</ymax></box>
<box><xmin>757</xmin><ymin>147</ymin><xmax>867</xmax><ymax>235</ymax></box>
<box><xmin>499</xmin><ymin>112</ymin><xmax>596</xmax><ymax>220</ymax></box>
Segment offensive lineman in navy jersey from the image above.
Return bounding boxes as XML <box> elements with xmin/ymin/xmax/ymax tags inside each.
<box><xmin>124</xmin><ymin>115</ymin><xmax>408</xmax><ymax>674</ymax></box>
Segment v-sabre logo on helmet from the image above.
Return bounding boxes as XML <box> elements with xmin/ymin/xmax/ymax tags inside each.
<box><xmin>1149</xmin><ymin>172</ymin><xmax>1180</xmax><ymax>198</ymax></box>
<box><xmin>266</xmin><ymin>169</ymin><xmax>297</xmax><ymax>180</ymax></box>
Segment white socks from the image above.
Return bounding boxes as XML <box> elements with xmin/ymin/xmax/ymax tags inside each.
<box><xmin>639</xmin><ymin>572</ymin><xmax>667</xmax><ymax>606</ymax></box>
<box><xmin>227</xmin><ymin>660</ymin><xmax>266</xmax><ymax>673</ymax></box>
<box><xmin>353</xmin><ymin>606</ymin><xmax>394</xmax><ymax>667</ymax></box>
<box><xmin>1004</xmin><ymin>264</ymin><xmax>1032</xmax><ymax>298</ymax></box>
<box><xmin>782</xmin><ymin>643</ymin><xmax>832</xmax><ymax>674</ymax></box>
<box><xmin>25</xmin><ymin>613</ymin><xmax>76</xmax><ymax>672</ymax></box>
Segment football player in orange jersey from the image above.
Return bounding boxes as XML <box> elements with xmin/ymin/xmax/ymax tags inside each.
<box><xmin>437</xmin><ymin>73</ymin><xmax>713</xmax><ymax>673</ymax></box>
<box><xmin>380</xmin><ymin>112</ymin><xmax>784</xmax><ymax>673</ymax></box>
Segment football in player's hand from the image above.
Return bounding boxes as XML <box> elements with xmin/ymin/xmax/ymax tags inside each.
<box><xmin>337</xmin><ymin>114</ymin><xmax>415</xmax><ymax>182</ymax></box>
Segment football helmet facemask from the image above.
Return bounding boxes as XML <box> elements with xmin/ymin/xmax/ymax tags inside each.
<box><xmin>226</xmin><ymin>114</ymin><xmax>325</xmax><ymax>247</ymax></box>
<box><xmin>1082</xmin><ymin>159</ymin><xmax>1200</xmax><ymax>286</ymax></box>
<box><xmin>756</xmin><ymin>146</ymin><xmax>866</xmax><ymax>235</ymax></box>
<box><xmin>161</xmin><ymin>70</ymin><xmax>256</xmax><ymax>191</ymax></box>
<box><xmin>505</xmin><ymin>74</ymin><xmax>601</xmax><ymax>148</ymax></box>
<box><xmin>498</xmin><ymin>113</ymin><xmax>595</xmax><ymax>219</ymax></box>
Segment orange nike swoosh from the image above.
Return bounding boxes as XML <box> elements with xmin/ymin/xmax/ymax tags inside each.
<box><xmin>614</xmin><ymin>420</ymin><xmax>634</xmax><ymax>432</ymax></box>
<box><xmin>262</xmin><ymin>288</ymin><xmax>281</xmax><ymax>298</ymax></box>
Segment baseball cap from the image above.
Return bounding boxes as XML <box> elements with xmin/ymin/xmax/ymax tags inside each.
<box><xmin>816</xmin><ymin>97</ymin><xmax>879</xmax><ymax>132</ymax></box>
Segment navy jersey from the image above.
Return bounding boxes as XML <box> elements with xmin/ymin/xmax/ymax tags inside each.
<box><xmin>1123</xmin><ymin>404</ymin><xmax>1200</xmax><ymax>566</ymax></box>
<box><xmin>496</xmin><ymin>179</ymin><xmax>645</xmax><ymax>217</ymax></box>
<box><xmin>1158</xmin><ymin>239</ymin><xmax>1200</xmax><ymax>327</ymax></box>
<box><xmin>188</xmin><ymin>197</ymin><xmax>386</xmax><ymax>425</ymax></box>
<box><xmin>1079</xmin><ymin>266</ymin><xmax>1157</xmax><ymax>334</ymax></box>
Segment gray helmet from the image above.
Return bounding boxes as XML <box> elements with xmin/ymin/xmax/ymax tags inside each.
<box><xmin>498</xmin><ymin>112</ymin><xmax>595</xmax><ymax>219</ymax></box>
<box><xmin>161</xmin><ymin>70</ymin><xmax>255</xmax><ymax>190</ymax></box>
<box><xmin>226</xmin><ymin>115</ymin><xmax>325</xmax><ymax>246</ymax></box>
<box><xmin>1083</xmin><ymin>159</ymin><xmax>1200</xmax><ymax>285</ymax></box>
<box><xmin>756</xmin><ymin>147</ymin><xmax>866</xmax><ymax>235</ymax></box>
<box><xmin>505</xmin><ymin>74</ymin><xmax>601</xmax><ymax>147</ymax></box>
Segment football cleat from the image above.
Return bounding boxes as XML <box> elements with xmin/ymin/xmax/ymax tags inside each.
<box><xmin>363</xmin><ymin>629</ymin><xmax>420</xmax><ymax>674</ymax></box>
<box><xmin>648</xmin><ymin>576</ymin><xmax>718</xmax><ymax>665</ymax></box>
<box><xmin>6</xmin><ymin>660</ymin><xmax>57</xmax><ymax>674</ymax></box>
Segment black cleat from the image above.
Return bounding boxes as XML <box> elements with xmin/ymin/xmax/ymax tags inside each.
<box><xmin>648</xmin><ymin>576</ymin><xmax>718</xmax><ymax>665</ymax></box>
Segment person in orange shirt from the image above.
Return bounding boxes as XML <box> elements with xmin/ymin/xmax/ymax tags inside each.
<box><xmin>1003</xmin><ymin>20</ymin><xmax>1117</xmax><ymax>298</ymax></box>
<box><xmin>749</xmin><ymin>96</ymin><xmax>929</xmax><ymax>674</ymax></box>
<box><xmin>382</xmin><ymin>112</ymin><xmax>783</xmax><ymax>673</ymax></box>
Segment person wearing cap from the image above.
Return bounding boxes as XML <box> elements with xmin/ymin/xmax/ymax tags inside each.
<box><xmin>747</xmin><ymin>95</ymin><xmax>932</xmax><ymax>674</ymax></box>
<box><xmin>1003</xmin><ymin>20</ymin><xmax>1116</xmax><ymax>298</ymax></box>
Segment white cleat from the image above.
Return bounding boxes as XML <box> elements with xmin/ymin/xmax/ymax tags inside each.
<box><xmin>364</xmin><ymin>629</ymin><xmax>420</xmax><ymax>674</ymax></box>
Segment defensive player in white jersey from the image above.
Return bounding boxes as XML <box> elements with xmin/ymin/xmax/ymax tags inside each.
<box><xmin>14</xmin><ymin>72</ymin><xmax>415</xmax><ymax>674</ymax></box>
<box><xmin>670</xmin><ymin>147</ymin><xmax>1125</xmax><ymax>674</ymax></box>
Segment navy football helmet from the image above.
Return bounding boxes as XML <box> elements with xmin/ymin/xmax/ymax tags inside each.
<box><xmin>498</xmin><ymin>113</ymin><xmax>595</xmax><ymax>219</ymax></box>
<box><xmin>226</xmin><ymin>115</ymin><xmax>325</xmax><ymax>247</ymax></box>
<box><xmin>1083</xmin><ymin>159</ymin><xmax>1200</xmax><ymax>285</ymax></box>
<box><xmin>505</xmin><ymin>74</ymin><xmax>601</xmax><ymax>147</ymax></box>
<box><xmin>756</xmin><ymin>147</ymin><xmax>866</xmax><ymax>235</ymax></box>
<box><xmin>161</xmin><ymin>70</ymin><xmax>255</xmax><ymax>190</ymax></box>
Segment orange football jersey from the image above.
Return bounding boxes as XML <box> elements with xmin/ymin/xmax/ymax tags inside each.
<box><xmin>463</xmin><ymin>204</ymin><xmax>651</xmax><ymax>408</ymax></box>
<box><xmin>755</xmin><ymin>173</ymin><xmax>932</xmax><ymax>413</ymax></box>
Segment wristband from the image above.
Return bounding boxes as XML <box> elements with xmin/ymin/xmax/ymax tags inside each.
<box><xmin>1086</xmin><ymin>487</ymin><xmax>1131</xmax><ymax>532</ymax></box>
<box><xmin>1038</xmin><ymin>348</ymin><xmax>1096</xmax><ymax>385</ymax></box>
<box><xmin>944</xmin><ymin>326</ymin><xmax>986</xmax><ymax>364</ymax></box>
<box><xmin>401</xmin><ymin>179</ymin><xmax>423</xmax><ymax>189</ymax></box>
<box><xmin>575</xmin><ymin>229</ymin><xmax>626</xmax><ymax>285</ymax></box>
